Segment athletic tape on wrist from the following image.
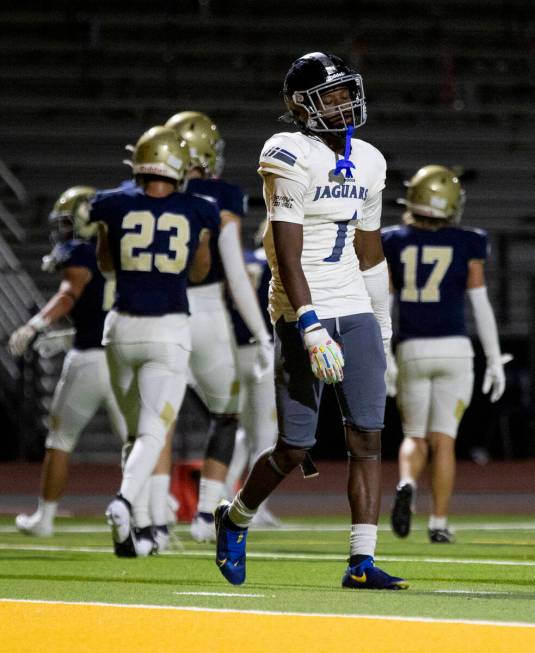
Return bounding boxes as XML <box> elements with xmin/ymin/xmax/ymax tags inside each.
<box><xmin>28</xmin><ymin>314</ymin><xmax>50</xmax><ymax>333</ymax></box>
<box><xmin>296</xmin><ymin>305</ymin><xmax>321</xmax><ymax>333</ymax></box>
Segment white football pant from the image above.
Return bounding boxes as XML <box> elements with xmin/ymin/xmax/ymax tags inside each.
<box><xmin>46</xmin><ymin>348</ymin><xmax>127</xmax><ymax>452</ymax></box>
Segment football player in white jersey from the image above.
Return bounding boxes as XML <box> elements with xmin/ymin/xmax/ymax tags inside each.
<box><xmin>213</xmin><ymin>52</ymin><xmax>407</xmax><ymax>589</ymax></box>
<box><xmin>383</xmin><ymin>166</ymin><xmax>510</xmax><ymax>543</ymax></box>
<box><xmin>165</xmin><ymin>112</ymin><xmax>273</xmax><ymax>542</ymax></box>
<box><xmin>9</xmin><ymin>186</ymin><xmax>127</xmax><ymax>536</ymax></box>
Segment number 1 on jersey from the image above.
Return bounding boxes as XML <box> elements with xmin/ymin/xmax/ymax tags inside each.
<box><xmin>324</xmin><ymin>220</ymin><xmax>350</xmax><ymax>262</ymax></box>
<box><xmin>400</xmin><ymin>245</ymin><xmax>453</xmax><ymax>302</ymax></box>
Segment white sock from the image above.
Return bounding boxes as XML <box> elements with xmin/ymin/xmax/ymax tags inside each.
<box><xmin>132</xmin><ymin>478</ymin><xmax>151</xmax><ymax>529</ymax></box>
<box><xmin>120</xmin><ymin>432</ymin><xmax>163</xmax><ymax>505</ymax></box>
<box><xmin>399</xmin><ymin>478</ymin><xmax>416</xmax><ymax>489</ymax></box>
<box><xmin>429</xmin><ymin>515</ymin><xmax>447</xmax><ymax>530</ymax></box>
<box><xmin>197</xmin><ymin>478</ymin><xmax>225</xmax><ymax>514</ymax></box>
<box><xmin>228</xmin><ymin>490</ymin><xmax>257</xmax><ymax>528</ymax></box>
<box><xmin>350</xmin><ymin>523</ymin><xmax>378</xmax><ymax>558</ymax></box>
<box><xmin>38</xmin><ymin>499</ymin><xmax>58</xmax><ymax>526</ymax></box>
<box><xmin>150</xmin><ymin>474</ymin><xmax>170</xmax><ymax>526</ymax></box>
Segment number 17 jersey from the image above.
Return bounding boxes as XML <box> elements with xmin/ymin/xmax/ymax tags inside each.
<box><xmin>90</xmin><ymin>184</ymin><xmax>220</xmax><ymax>316</ymax></box>
<box><xmin>382</xmin><ymin>224</ymin><xmax>488</xmax><ymax>342</ymax></box>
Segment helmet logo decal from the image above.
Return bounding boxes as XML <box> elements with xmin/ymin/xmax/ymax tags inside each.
<box><xmin>325</xmin><ymin>71</ymin><xmax>345</xmax><ymax>82</ymax></box>
<box><xmin>430</xmin><ymin>196</ymin><xmax>447</xmax><ymax>209</ymax></box>
<box><xmin>167</xmin><ymin>155</ymin><xmax>184</xmax><ymax>170</ymax></box>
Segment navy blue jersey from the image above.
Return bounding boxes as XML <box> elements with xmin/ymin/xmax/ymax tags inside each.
<box><xmin>382</xmin><ymin>224</ymin><xmax>488</xmax><ymax>341</ymax></box>
<box><xmin>90</xmin><ymin>184</ymin><xmax>220</xmax><ymax>316</ymax></box>
<box><xmin>56</xmin><ymin>239</ymin><xmax>108</xmax><ymax>350</ymax></box>
<box><xmin>186</xmin><ymin>177</ymin><xmax>248</xmax><ymax>288</ymax></box>
<box><xmin>227</xmin><ymin>248</ymin><xmax>272</xmax><ymax>346</ymax></box>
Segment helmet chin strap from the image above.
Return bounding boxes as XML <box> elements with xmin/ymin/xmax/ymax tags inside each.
<box><xmin>333</xmin><ymin>125</ymin><xmax>355</xmax><ymax>178</ymax></box>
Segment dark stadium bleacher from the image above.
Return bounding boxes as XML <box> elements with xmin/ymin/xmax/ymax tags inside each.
<box><xmin>1</xmin><ymin>0</ymin><xmax>534</xmax><ymax>459</ymax></box>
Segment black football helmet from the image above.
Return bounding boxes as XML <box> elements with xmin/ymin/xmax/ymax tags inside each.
<box><xmin>282</xmin><ymin>52</ymin><xmax>366</xmax><ymax>133</ymax></box>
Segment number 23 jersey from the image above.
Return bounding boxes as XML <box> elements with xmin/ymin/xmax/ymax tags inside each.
<box><xmin>382</xmin><ymin>224</ymin><xmax>488</xmax><ymax>342</ymax></box>
<box><xmin>90</xmin><ymin>184</ymin><xmax>220</xmax><ymax>316</ymax></box>
<box><xmin>258</xmin><ymin>131</ymin><xmax>386</xmax><ymax>322</ymax></box>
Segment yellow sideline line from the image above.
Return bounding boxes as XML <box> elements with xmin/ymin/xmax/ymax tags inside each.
<box><xmin>1</xmin><ymin>600</ymin><xmax>534</xmax><ymax>653</ymax></box>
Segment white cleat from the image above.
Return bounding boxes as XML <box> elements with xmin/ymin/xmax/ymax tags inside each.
<box><xmin>251</xmin><ymin>505</ymin><xmax>282</xmax><ymax>529</ymax></box>
<box><xmin>105</xmin><ymin>497</ymin><xmax>136</xmax><ymax>557</ymax></box>
<box><xmin>153</xmin><ymin>526</ymin><xmax>170</xmax><ymax>553</ymax></box>
<box><xmin>190</xmin><ymin>513</ymin><xmax>216</xmax><ymax>543</ymax></box>
<box><xmin>15</xmin><ymin>512</ymin><xmax>53</xmax><ymax>537</ymax></box>
<box><xmin>133</xmin><ymin>527</ymin><xmax>157</xmax><ymax>557</ymax></box>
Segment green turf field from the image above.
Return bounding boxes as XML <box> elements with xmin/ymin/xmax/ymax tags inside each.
<box><xmin>1</xmin><ymin>514</ymin><xmax>534</xmax><ymax>625</ymax></box>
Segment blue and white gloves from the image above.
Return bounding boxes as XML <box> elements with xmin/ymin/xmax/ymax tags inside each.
<box><xmin>297</xmin><ymin>305</ymin><xmax>344</xmax><ymax>384</ymax></box>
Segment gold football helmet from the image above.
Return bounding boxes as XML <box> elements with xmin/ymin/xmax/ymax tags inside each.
<box><xmin>49</xmin><ymin>185</ymin><xmax>97</xmax><ymax>241</ymax></box>
<box><xmin>399</xmin><ymin>165</ymin><xmax>465</xmax><ymax>222</ymax></box>
<box><xmin>165</xmin><ymin>111</ymin><xmax>224</xmax><ymax>177</ymax></box>
<box><xmin>132</xmin><ymin>126</ymin><xmax>190</xmax><ymax>182</ymax></box>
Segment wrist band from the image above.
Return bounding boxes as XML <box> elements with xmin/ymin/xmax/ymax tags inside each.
<box><xmin>296</xmin><ymin>305</ymin><xmax>321</xmax><ymax>333</ymax></box>
<box><xmin>28</xmin><ymin>314</ymin><xmax>50</xmax><ymax>333</ymax></box>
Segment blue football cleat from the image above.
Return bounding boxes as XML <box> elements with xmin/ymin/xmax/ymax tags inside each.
<box><xmin>342</xmin><ymin>556</ymin><xmax>409</xmax><ymax>590</ymax></box>
<box><xmin>214</xmin><ymin>500</ymin><xmax>248</xmax><ymax>585</ymax></box>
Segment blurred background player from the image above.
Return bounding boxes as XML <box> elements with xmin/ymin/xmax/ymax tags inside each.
<box><xmin>165</xmin><ymin>111</ymin><xmax>273</xmax><ymax>542</ymax></box>
<box><xmin>214</xmin><ymin>52</ymin><xmax>407</xmax><ymax>589</ymax></box>
<box><xmin>90</xmin><ymin>126</ymin><xmax>219</xmax><ymax>556</ymax></box>
<box><xmin>9</xmin><ymin>186</ymin><xmax>127</xmax><ymax>536</ymax></box>
<box><xmin>223</xmin><ymin>219</ymin><xmax>280</xmax><ymax>527</ymax></box>
<box><xmin>383</xmin><ymin>165</ymin><xmax>510</xmax><ymax>543</ymax></box>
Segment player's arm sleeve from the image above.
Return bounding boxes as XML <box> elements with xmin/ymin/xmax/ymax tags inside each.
<box><xmin>361</xmin><ymin>257</ymin><xmax>392</xmax><ymax>343</ymax></box>
<box><xmin>218</xmin><ymin>221</ymin><xmax>271</xmax><ymax>343</ymax></box>
<box><xmin>467</xmin><ymin>286</ymin><xmax>501</xmax><ymax>363</ymax></box>
<box><xmin>357</xmin><ymin>150</ymin><xmax>386</xmax><ymax>232</ymax></box>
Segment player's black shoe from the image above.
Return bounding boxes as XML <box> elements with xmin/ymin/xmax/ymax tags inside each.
<box><xmin>429</xmin><ymin>527</ymin><xmax>456</xmax><ymax>543</ymax></box>
<box><xmin>391</xmin><ymin>482</ymin><xmax>413</xmax><ymax>538</ymax></box>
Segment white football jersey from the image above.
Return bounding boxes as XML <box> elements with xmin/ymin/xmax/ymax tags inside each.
<box><xmin>258</xmin><ymin>131</ymin><xmax>386</xmax><ymax>322</ymax></box>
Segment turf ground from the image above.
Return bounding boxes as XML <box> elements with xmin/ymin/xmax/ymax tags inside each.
<box><xmin>1</xmin><ymin>514</ymin><xmax>534</xmax><ymax>652</ymax></box>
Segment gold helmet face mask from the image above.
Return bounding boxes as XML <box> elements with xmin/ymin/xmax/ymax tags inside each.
<box><xmin>165</xmin><ymin>111</ymin><xmax>225</xmax><ymax>177</ymax></box>
<box><xmin>132</xmin><ymin>126</ymin><xmax>191</xmax><ymax>184</ymax></box>
<box><xmin>49</xmin><ymin>185</ymin><xmax>97</xmax><ymax>242</ymax></box>
<box><xmin>399</xmin><ymin>165</ymin><xmax>465</xmax><ymax>224</ymax></box>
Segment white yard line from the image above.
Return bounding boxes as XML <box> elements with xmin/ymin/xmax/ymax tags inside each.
<box><xmin>173</xmin><ymin>591</ymin><xmax>268</xmax><ymax>598</ymax></box>
<box><xmin>1</xmin><ymin>521</ymin><xmax>535</xmax><ymax>534</ymax></box>
<box><xmin>0</xmin><ymin>597</ymin><xmax>534</xmax><ymax>628</ymax></box>
<box><xmin>0</xmin><ymin>542</ymin><xmax>534</xmax><ymax>567</ymax></box>
<box><xmin>433</xmin><ymin>590</ymin><xmax>516</xmax><ymax>596</ymax></box>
